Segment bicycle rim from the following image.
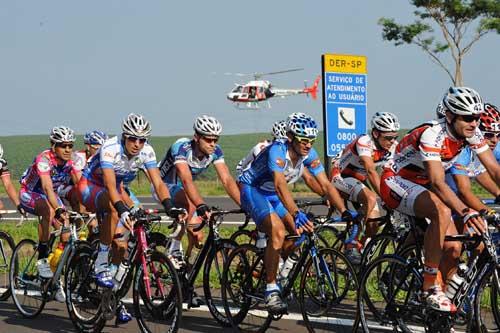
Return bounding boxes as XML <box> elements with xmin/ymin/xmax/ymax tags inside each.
<box><xmin>0</xmin><ymin>232</ymin><xmax>15</xmax><ymax>301</ymax></box>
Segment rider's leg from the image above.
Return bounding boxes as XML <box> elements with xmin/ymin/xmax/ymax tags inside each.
<box><xmin>440</xmin><ymin>221</ymin><xmax>462</xmax><ymax>287</ymax></box>
<box><xmin>356</xmin><ymin>188</ymin><xmax>379</xmax><ymax>238</ymax></box>
<box><xmin>34</xmin><ymin>197</ymin><xmax>55</xmax><ymax>278</ymax></box>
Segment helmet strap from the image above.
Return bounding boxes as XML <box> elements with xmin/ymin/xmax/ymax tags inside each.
<box><xmin>371</xmin><ymin>130</ymin><xmax>384</xmax><ymax>150</ymax></box>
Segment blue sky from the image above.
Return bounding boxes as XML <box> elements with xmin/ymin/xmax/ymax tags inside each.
<box><xmin>1</xmin><ymin>1</ymin><xmax>498</xmax><ymax>136</ymax></box>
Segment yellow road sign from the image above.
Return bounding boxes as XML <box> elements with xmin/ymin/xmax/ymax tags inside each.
<box><xmin>323</xmin><ymin>54</ymin><xmax>367</xmax><ymax>74</ymax></box>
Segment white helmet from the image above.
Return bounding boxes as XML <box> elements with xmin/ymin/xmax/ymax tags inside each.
<box><xmin>442</xmin><ymin>86</ymin><xmax>484</xmax><ymax>116</ymax></box>
<box><xmin>271</xmin><ymin>120</ymin><xmax>287</xmax><ymax>140</ymax></box>
<box><xmin>50</xmin><ymin>126</ymin><xmax>76</xmax><ymax>143</ymax></box>
<box><xmin>371</xmin><ymin>112</ymin><xmax>400</xmax><ymax>132</ymax></box>
<box><xmin>194</xmin><ymin>115</ymin><xmax>222</xmax><ymax>136</ymax></box>
<box><xmin>436</xmin><ymin>102</ymin><xmax>446</xmax><ymax>119</ymax></box>
<box><xmin>0</xmin><ymin>144</ymin><xmax>3</xmax><ymax>160</ymax></box>
<box><xmin>122</xmin><ymin>113</ymin><xmax>152</xmax><ymax>138</ymax></box>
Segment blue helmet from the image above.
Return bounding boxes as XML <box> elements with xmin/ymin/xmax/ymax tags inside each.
<box><xmin>84</xmin><ymin>130</ymin><xmax>108</xmax><ymax>145</ymax></box>
<box><xmin>286</xmin><ymin>112</ymin><xmax>318</xmax><ymax>138</ymax></box>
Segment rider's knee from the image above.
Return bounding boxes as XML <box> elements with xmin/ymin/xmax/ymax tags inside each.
<box><xmin>443</xmin><ymin>241</ymin><xmax>462</xmax><ymax>259</ymax></box>
<box><xmin>270</xmin><ymin>223</ymin><xmax>285</xmax><ymax>248</ymax></box>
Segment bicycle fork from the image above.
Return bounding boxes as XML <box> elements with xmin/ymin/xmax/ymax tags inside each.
<box><xmin>311</xmin><ymin>246</ymin><xmax>340</xmax><ymax>300</ymax></box>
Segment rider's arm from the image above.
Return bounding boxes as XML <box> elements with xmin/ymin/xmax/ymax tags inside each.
<box><xmin>1</xmin><ymin>174</ymin><xmax>20</xmax><ymax>206</ymax></box>
<box><xmin>477</xmin><ymin>149</ymin><xmax>500</xmax><ymax>185</ymax></box>
<box><xmin>425</xmin><ymin>160</ymin><xmax>468</xmax><ymax>214</ymax></box>
<box><xmin>274</xmin><ymin>170</ymin><xmax>300</xmax><ymax>216</ymax></box>
<box><xmin>40</xmin><ymin>174</ymin><xmax>63</xmax><ymax>210</ymax></box>
<box><xmin>146</xmin><ymin>167</ymin><xmax>171</xmax><ymax>202</ymax></box>
<box><xmin>176</xmin><ymin>162</ymin><xmax>204</xmax><ymax>206</ymax></box>
<box><xmin>360</xmin><ymin>155</ymin><xmax>381</xmax><ymax>196</ymax></box>
<box><xmin>301</xmin><ymin>168</ymin><xmax>324</xmax><ymax>195</ymax></box>
<box><xmin>102</xmin><ymin>168</ymin><xmax>123</xmax><ymax>206</ymax></box>
<box><xmin>452</xmin><ymin>174</ymin><xmax>489</xmax><ymax>212</ymax></box>
<box><xmin>214</xmin><ymin>162</ymin><xmax>241</xmax><ymax>206</ymax></box>
<box><xmin>475</xmin><ymin>171</ymin><xmax>500</xmax><ymax>197</ymax></box>
<box><xmin>313</xmin><ymin>171</ymin><xmax>347</xmax><ymax>213</ymax></box>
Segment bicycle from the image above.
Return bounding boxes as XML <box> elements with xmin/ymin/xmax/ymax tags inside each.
<box><xmin>356</xmin><ymin>213</ymin><xmax>500</xmax><ymax>332</ymax></box>
<box><xmin>167</xmin><ymin>207</ymin><xmax>244</xmax><ymax>327</ymax></box>
<box><xmin>0</xmin><ymin>210</ymin><xmax>17</xmax><ymax>301</ymax></box>
<box><xmin>65</xmin><ymin>208</ymin><xmax>183</xmax><ymax>333</ymax></box>
<box><xmin>9</xmin><ymin>211</ymin><xmax>91</xmax><ymax>318</ymax></box>
<box><xmin>221</xmin><ymin>212</ymin><xmax>358</xmax><ymax>333</ymax></box>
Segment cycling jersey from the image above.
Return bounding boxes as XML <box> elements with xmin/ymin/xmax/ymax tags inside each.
<box><xmin>158</xmin><ymin>138</ymin><xmax>224</xmax><ymax>186</ymax></box>
<box><xmin>83</xmin><ymin>136</ymin><xmax>157</xmax><ymax>187</ymax></box>
<box><xmin>236</xmin><ymin>139</ymin><xmax>272</xmax><ymax>178</ymax></box>
<box><xmin>0</xmin><ymin>157</ymin><xmax>10</xmax><ymax>178</ymax></box>
<box><xmin>20</xmin><ymin>149</ymin><xmax>79</xmax><ymax>193</ymax></box>
<box><xmin>494</xmin><ymin>142</ymin><xmax>500</xmax><ymax>162</ymax></box>
<box><xmin>239</xmin><ymin>140</ymin><xmax>324</xmax><ymax>193</ymax></box>
<box><xmin>72</xmin><ymin>150</ymin><xmax>89</xmax><ymax>172</ymax></box>
<box><xmin>388</xmin><ymin>118</ymin><xmax>488</xmax><ymax>185</ymax></box>
<box><xmin>331</xmin><ymin>134</ymin><xmax>396</xmax><ymax>182</ymax></box>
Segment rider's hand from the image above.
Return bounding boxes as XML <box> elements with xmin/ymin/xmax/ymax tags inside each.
<box><xmin>119</xmin><ymin>211</ymin><xmax>134</xmax><ymax>231</ymax></box>
<box><xmin>17</xmin><ymin>204</ymin><xmax>27</xmax><ymax>217</ymax></box>
<box><xmin>54</xmin><ymin>207</ymin><xmax>67</xmax><ymax>222</ymax></box>
<box><xmin>341</xmin><ymin>210</ymin><xmax>354</xmax><ymax>222</ymax></box>
<box><xmin>462</xmin><ymin>208</ymin><xmax>485</xmax><ymax>235</ymax></box>
<box><xmin>293</xmin><ymin>210</ymin><xmax>313</xmax><ymax>233</ymax></box>
<box><xmin>196</xmin><ymin>203</ymin><xmax>211</xmax><ymax>221</ymax></box>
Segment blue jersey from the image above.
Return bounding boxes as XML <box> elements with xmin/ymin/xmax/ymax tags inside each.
<box><xmin>494</xmin><ymin>142</ymin><xmax>500</xmax><ymax>163</ymax></box>
<box><xmin>83</xmin><ymin>136</ymin><xmax>158</xmax><ymax>187</ymax></box>
<box><xmin>445</xmin><ymin>146</ymin><xmax>486</xmax><ymax>193</ymax></box>
<box><xmin>158</xmin><ymin>138</ymin><xmax>225</xmax><ymax>186</ymax></box>
<box><xmin>239</xmin><ymin>140</ymin><xmax>324</xmax><ymax>192</ymax></box>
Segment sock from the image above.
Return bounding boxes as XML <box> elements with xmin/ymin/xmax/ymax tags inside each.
<box><xmin>95</xmin><ymin>243</ymin><xmax>110</xmax><ymax>273</ymax></box>
<box><xmin>169</xmin><ymin>239</ymin><xmax>181</xmax><ymax>254</ymax></box>
<box><xmin>266</xmin><ymin>283</ymin><xmax>279</xmax><ymax>293</ymax></box>
<box><xmin>38</xmin><ymin>242</ymin><xmax>49</xmax><ymax>260</ymax></box>
<box><xmin>423</xmin><ymin>262</ymin><xmax>440</xmax><ymax>290</ymax></box>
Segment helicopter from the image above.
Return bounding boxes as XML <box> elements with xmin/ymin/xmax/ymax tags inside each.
<box><xmin>224</xmin><ymin>68</ymin><xmax>320</xmax><ymax>109</ymax></box>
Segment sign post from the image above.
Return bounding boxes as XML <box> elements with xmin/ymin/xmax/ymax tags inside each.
<box><xmin>321</xmin><ymin>54</ymin><xmax>367</xmax><ymax>174</ymax></box>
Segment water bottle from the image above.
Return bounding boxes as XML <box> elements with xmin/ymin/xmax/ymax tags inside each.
<box><xmin>279</xmin><ymin>254</ymin><xmax>298</xmax><ymax>280</ymax></box>
<box><xmin>114</xmin><ymin>261</ymin><xmax>129</xmax><ymax>286</ymax></box>
<box><xmin>256</xmin><ymin>231</ymin><xmax>267</xmax><ymax>249</ymax></box>
<box><xmin>49</xmin><ymin>243</ymin><xmax>65</xmax><ymax>272</ymax></box>
<box><xmin>445</xmin><ymin>263</ymin><xmax>468</xmax><ymax>300</ymax></box>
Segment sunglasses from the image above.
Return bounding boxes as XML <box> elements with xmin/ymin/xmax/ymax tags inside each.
<box><xmin>484</xmin><ymin>132</ymin><xmax>500</xmax><ymax>139</ymax></box>
<box><xmin>202</xmin><ymin>136</ymin><xmax>219</xmax><ymax>144</ymax></box>
<box><xmin>126</xmin><ymin>135</ymin><xmax>147</xmax><ymax>144</ymax></box>
<box><xmin>56</xmin><ymin>143</ymin><xmax>74</xmax><ymax>149</ymax></box>
<box><xmin>382</xmin><ymin>135</ymin><xmax>398</xmax><ymax>141</ymax></box>
<box><xmin>295</xmin><ymin>136</ymin><xmax>316</xmax><ymax>145</ymax></box>
<box><xmin>459</xmin><ymin>115</ymin><xmax>481</xmax><ymax>123</ymax></box>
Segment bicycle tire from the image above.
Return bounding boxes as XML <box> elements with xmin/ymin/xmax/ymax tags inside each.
<box><xmin>9</xmin><ymin>238</ymin><xmax>47</xmax><ymax>318</ymax></box>
<box><xmin>133</xmin><ymin>250</ymin><xmax>182</xmax><ymax>333</ymax></box>
<box><xmin>0</xmin><ymin>231</ymin><xmax>15</xmax><ymax>301</ymax></box>
<box><xmin>203</xmin><ymin>239</ymin><xmax>237</xmax><ymax>327</ymax></box>
<box><xmin>474</xmin><ymin>265</ymin><xmax>500</xmax><ymax>333</ymax></box>
<box><xmin>230</xmin><ymin>229</ymin><xmax>256</xmax><ymax>246</ymax></box>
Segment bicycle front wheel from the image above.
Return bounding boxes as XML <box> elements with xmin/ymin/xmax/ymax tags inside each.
<box><xmin>474</xmin><ymin>265</ymin><xmax>500</xmax><ymax>333</ymax></box>
<box><xmin>9</xmin><ymin>238</ymin><xmax>46</xmax><ymax>318</ymax></box>
<box><xmin>133</xmin><ymin>250</ymin><xmax>182</xmax><ymax>333</ymax></box>
<box><xmin>0</xmin><ymin>231</ymin><xmax>15</xmax><ymax>301</ymax></box>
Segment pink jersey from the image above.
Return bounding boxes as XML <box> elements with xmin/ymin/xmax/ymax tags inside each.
<box><xmin>20</xmin><ymin>149</ymin><xmax>79</xmax><ymax>193</ymax></box>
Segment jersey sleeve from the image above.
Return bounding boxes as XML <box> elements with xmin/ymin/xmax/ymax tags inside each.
<box><xmin>447</xmin><ymin>148</ymin><xmax>471</xmax><ymax>176</ymax></box>
<box><xmin>72</xmin><ymin>152</ymin><xmax>87</xmax><ymax>172</ymax></box>
<box><xmin>212</xmin><ymin>145</ymin><xmax>225</xmax><ymax>164</ymax></box>
<box><xmin>99</xmin><ymin>145</ymin><xmax>115</xmax><ymax>169</ymax></box>
<box><xmin>467</xmin><ymin>128</ymin><xmax>489</xmax><ymax>154</ymax></box>
<box><xmin>304</xmin><ymin>148</ymin><xmax>325</xmax><ymax>176</ymax></box>
<box><xmin>142</xmin><ymin>145</ymin><xmax>158</xmax><ymax>169</ymax></box>
<box><xmin>418</xmin><ymin>126</ymin><xmax>443</xmax><ymax>161</ymax></box>
<box><xmin>35</xmin><ymin>153</ymin><xmax>53</xmax><ymax>176</ymax></box>
<box><xmin>173</xmin><ymin>141</ymin><xmax>190</xmax><ymax>165</ymax></box>
<box><xmin>355</xmin><ymin>135</ymin><xmax>373</xmax><ymax>157</ymax></box>
<box><xmin>267</xmin><ymin>142</ymin><xmax>287</xmax><ymax>173</ymax></box>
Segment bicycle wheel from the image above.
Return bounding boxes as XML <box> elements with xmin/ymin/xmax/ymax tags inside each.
<box><xmin>65</xmin><ymin>242</ymin><xmax>105</xmax><ymax>333</ymax></box>
<box><xmin>230</xmin><ymin>229</ymin><xmax>256</xmax><ymax>246</ymax></box>
<box><xmin>9</xmin><ymin>238</ymin><xmax>47</xmax><ymax>318</ymax></box>
<box><xmin>133</xmin><ymin>251</ymin><xmax>182</xmax><ymax>333</ymax></box>
<box><xmin>358</xmin><ymin>255</ymin><xmax>423</xmax><ymax>333</ymax></box>
<box><xmin>474</xmin><ymin>265</ymin><xmax>500</xmax><ymax>333</ymax></box>
<box><xmin>316</xmin><ymin>225</ymin><xmax>344</xmax><ymax>250</ymax></box>
<box><xmin>0</xmin><ymin>231</ymin><xmax>15</xmax><ymax>301</ymax></box>
<box><xmin>203</xmin><ymin>239</ymin><xmax>237</xmax><ymax>326</ymax></box>
<box><xmin>221</xmin><ymin>244</ymin><xmax>271</xmax><ymax>333</ymax></box>
<box><xmin>359</xmin><ymin>233</ymin><xmax>398</xmax><ymax>269</ymax></box>
<box><xmin>299</xmin><ymin>247</ymin><xmax>358</xmax><ymax>333</ymax></box>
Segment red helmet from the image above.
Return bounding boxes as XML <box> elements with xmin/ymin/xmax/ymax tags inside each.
<box><xmin>480</xmin><ymin>103</ymin><xmax>500</xmax><ymax>132</ymax></box>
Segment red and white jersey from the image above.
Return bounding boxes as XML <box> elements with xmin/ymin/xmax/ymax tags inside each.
<box><xmin>388</xmin><ymin>118</ymin><xmax>488</xmax><ymax>185</ymax></box>
<box><xmin>332</xmin><ymin>134</ymin><xmax>396</xmax><ymax>182</ymax></box>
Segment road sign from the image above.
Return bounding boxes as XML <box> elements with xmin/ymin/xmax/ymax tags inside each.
<box><xmin>322</xmin><ymin>54</ymin><xmax>367</xmax><ymax>165</ymax></box>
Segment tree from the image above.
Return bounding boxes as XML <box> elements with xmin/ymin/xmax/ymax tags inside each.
<box><xmin>379</xmin><ymin>0</ymin><xmax>500</xmax><ymax>85</ymax></box>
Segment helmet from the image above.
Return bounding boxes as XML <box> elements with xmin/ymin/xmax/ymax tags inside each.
<box><xmin>0</xmin><ymin>144</ymin><xmax>3</xmax><ymax>160</ymax></box>
<box><xmin>271</xmin><ymin>120</ymin><xmax>287</xmax><ymax>140</ymax></box>
<box><xmin>193</xmin><ymin>115</ymin><xmax>222</xmax><ymax>136</ymax></box>
<box><xmin>442</xmin><ymin>86</ymin><xmax>484</xmax><ymax>116</ymax></box>
<box><xmin>122</xmin><ymin>113</ymin><xmax>152</xmax><ymax>138</ymax></box>
<box><xmin>436</xmin><ymin>102</ymin><xmax>446</xmax><ymax>119</ymax></box>
<box><xmin>286</xmin><ymin>112</ymin><xmax>318</xmax><ymax>138</ymax></box>
<box><xmin>50</xmin><ymin>126</ymin><xmax>76</xmax><ymax>143</ymax></box>
<box><xmin>371</xmin><ymin>112</ymin><xmax>400</xmax><ymax>132</ymax></box>
<box><xmin>480</xmin><ymin>103</ymin><xmax>500</xmax><ymax>132</ymax></box>
<box><xmin>84</xmin><ymin>130</ymin><xmax>108</xmax><ymax>145</ymax></box>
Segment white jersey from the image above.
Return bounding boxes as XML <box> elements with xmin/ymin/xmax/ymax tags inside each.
<box><xmin>236</xmin><ymin>140</ymin><xmax>272</xmax><ymax>178</ymax></box>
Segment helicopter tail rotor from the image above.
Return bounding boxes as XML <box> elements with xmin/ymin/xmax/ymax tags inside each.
<box><xmin>303</xmin><ymin>76</ymin><xmax>320</xmax><ymax>100</ymax></box>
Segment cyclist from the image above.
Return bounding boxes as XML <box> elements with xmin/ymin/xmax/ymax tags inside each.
<box><xmin>0</xmin><ymin>144</ymin><xmax>24</xmax><ymax>216</ymax></box>
<box><xmin>330</xmin><ymin>112</ymin><xmax>399</xmax><ymax>263</ymax></box>
<box><xmin>77</xmin><ymin>113</ymin><xmax>183</xmax><ymax>323</ymax></box>
<box><xmin>380</xmin><ymin>87</ymin><xmax>500</xmax><ymax>312</ymax></box>
<box><xmin>239</xmin><ymin>112</ymin><xmax>352</xmax><ymax>314</ymax></box>
<box><xmin>19</xmin><ymin>126</ymin><xmax>79</xmax><ymax>301</ymax></box>
<box><xmin>444</xmin><ymin>102</ymin><xmax>500</xmax><ymax>211</ymax></box>
<box><xmin>157</xmin><ymin>115</ymin><xmax>241</xmax><ymax>269</ymax></box>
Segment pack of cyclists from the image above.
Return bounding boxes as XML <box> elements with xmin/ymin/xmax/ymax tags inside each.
<box><xmin>0</xmin><ymin>85</ymin><xmax>499</xmax><ymax>331</ymax></box>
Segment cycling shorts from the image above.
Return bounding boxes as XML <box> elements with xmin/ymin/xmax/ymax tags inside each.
<box><xmin>331</xmin><ymin>174</ymin><xmax>366</xmax><ymax>202</ymax></box>
<box><xmin>380</xmin><ymin>170</ymin><xmax>427</xmax><ymax>216</ymax></box>
<box><xmin>77</xmin><ymin>177</ymin><xmax>108</xmax><ymax>212</ymax></box>
<box><xmin>19</xmin><ymin>188</ymin><xmax>64</xmax><ymax>215</ymax></box>
<box><xmin>240</xmin><ymin>184</ymin><xmax>288</xmax><ymax>226</ymax></box>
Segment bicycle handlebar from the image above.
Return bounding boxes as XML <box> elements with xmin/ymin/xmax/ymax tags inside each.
<box><xmin>193</xmin><ymin>207</ymin><xmax>245</xmax><ymax>232</ymax></box>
